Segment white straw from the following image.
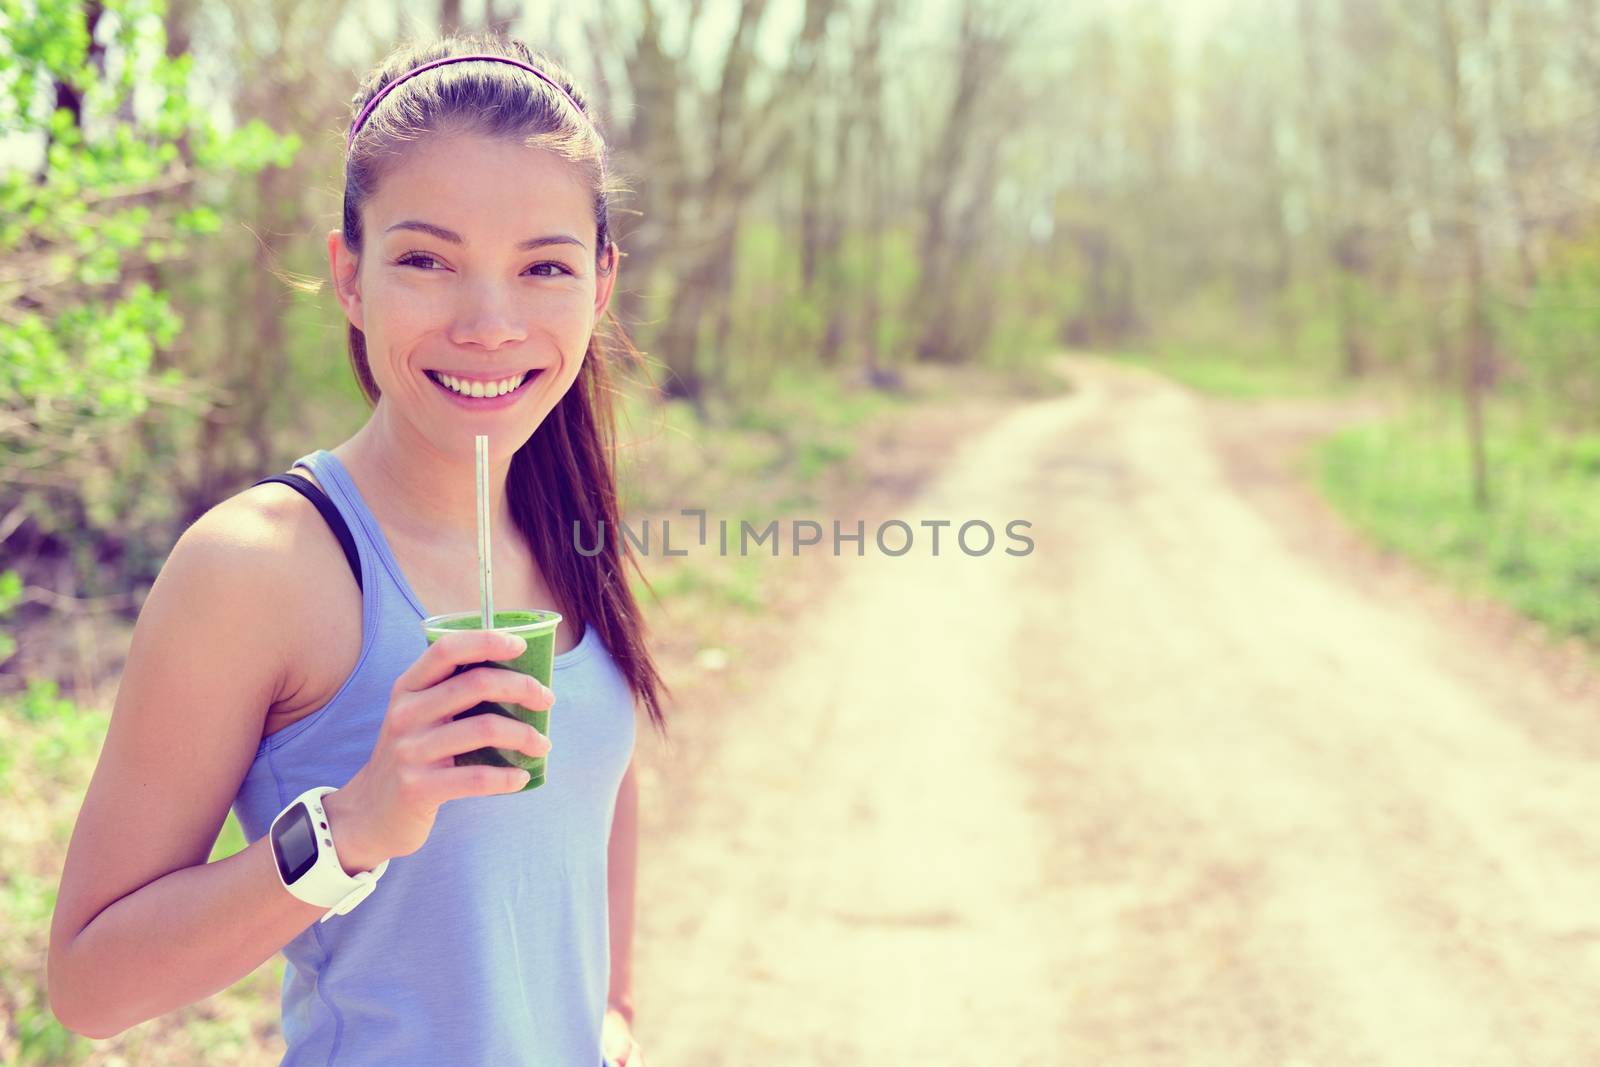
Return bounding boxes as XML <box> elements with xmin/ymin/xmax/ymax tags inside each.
<box><xmin>476</xmin><ymin>434</ymin><xmax>494</xmax><ymax>630</ymax></box>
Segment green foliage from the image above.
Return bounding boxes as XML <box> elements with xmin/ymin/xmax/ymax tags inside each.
<box><xmin>641</xmin><ymin>558</ymin><xmax>705</xmax><ymax>601</ymax></box>
<box><xmin>1116</xmin><ymin>344</ymin><xmax>1345</xmax><ymax>400</ymax></box>
<box><xmin>4</xmin><ymin>677</ymin><xmax>108</xmax><ymax>784</ymax></box>
<box><xmin>983</xmin><ymin>306</ymin><xmax>1060</xmax><ymax>374</ymax></box>
<box><xmin>1492</xmin><ymin>230</ymin><xmax>1600</xmax><ymax>430</ymax></box>
<box><xmin>719</xmin><ymin>219</ymin><xmax>922</xmax><ymax>396</ymax></box>
<box><xmin>3</xmin><ymin>283</ymin><xmax>182</xmax><ymax>414</ymax></box>
<box><xmin>1140</xmin><ymin>274</ymin><xmax>1377</xmax><ymax>386</ymax></box>
<box><xmin>1318</xmin><ymin>401</ymin><xmax>1600</xmax><ymax>643</ymax></box>
<box><xmin>13</xmin><ymin>677</ymin><xmax>78</xmax><ymax>725</ymax></box>
<box><xmin>182</xmin><ymin>1011</ymin><xmax>255</xmax><ymax>1060</ymax></box>
<box><xmin>1</xmin><ymin>0</ymin><xmax>299</xmax><ymax>575</ymax></box>
<box><xmin>0</xmin><ymin>672</ymin><xmax>106</xmax><ymax>1065</ymax></box>
<box><xmin>0</xmin><ymin>569</ymin><xmax>21</xmax><ymax>664</ymax></box>
<box><xmin>6</xmin><ymin>950</ymin><xmax>91</xmax><ymax>1063</ymax></box>
<box><xmin>208</xmin><ymin>809</ymin><xmax>250</xmax><ymax>863</ymax></box>
<box><xmin>0</xmin><ymin>13</ymin><xmax>303</xmax><ymax>1046</ymax></box>
<box><xmin>738</xmin><ymin>362</ymin><xmax>902</xmax><ymax>433</ymax></box>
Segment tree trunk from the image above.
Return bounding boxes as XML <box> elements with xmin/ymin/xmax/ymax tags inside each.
<box><xmin>1437</xmin><ymin>0</ymin><xmax>1493</xmax><ymax>512</ymax></box>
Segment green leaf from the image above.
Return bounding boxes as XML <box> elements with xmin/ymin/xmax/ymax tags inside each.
<box><xmin>0</xmin><ymin>570</ymin><xmax>22</xmax><ymax>614</ymax></box>
<box><xmin>175</xmin><ymin>205</ymin><xmax>221</xmax><ymax>235</ymax></box>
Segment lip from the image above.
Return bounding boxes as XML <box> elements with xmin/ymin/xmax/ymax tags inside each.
<box><xmin>425</xmin><ymin>368</ymin><xmax>542</xmax><ymax>410</ymax></box>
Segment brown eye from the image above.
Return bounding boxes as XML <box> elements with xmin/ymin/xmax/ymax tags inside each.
<box><xmin>396</xmin><ymin>252</ymin><xmax>443</xmax><ymax>270</ymax></box>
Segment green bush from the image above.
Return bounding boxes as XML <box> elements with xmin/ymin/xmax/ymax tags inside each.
<box><xmin>1318</xmin><ymin>401</ymin><xmax>1600</xmax><ymax>642</ymax></box>
<box><xmin>1</xmin><ymin>0</ymin><xmax>300</xmax><ymax>594</ymax></box>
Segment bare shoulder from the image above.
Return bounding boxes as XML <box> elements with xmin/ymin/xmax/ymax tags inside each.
<box><xmin>166</xmin><ymin>478</ymin><xmax>332</xmax><ymax>686</ymax></box>
<box><xmin>125</xmin><ymin>468</ymin><xmax>360</xmax><ymax>724</ymax></box>
<box><xmin>206</xmin><ymin>468</ymin><xmax>356</xmax><ymax>670</ymax></box>
<box><xmin>114</xmin><ymin>468</ymin><xmax>362</xmax><ymax>734</ymax></box>
<box><xmin>230</xmin><ymin>469</ymin><xmax>364</xmax><ymax>726</ymax></box>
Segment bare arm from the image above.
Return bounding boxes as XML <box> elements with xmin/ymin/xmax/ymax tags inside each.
<box><xmin>606</xmin><ymin>754</ymin><xmax>639</xmax><ymax>1027</ymax></box>
<box><xmin>53</xmin><ymin>824</ymin><xmax>349</xmax><ymax>1038</ymax></box>
<box><xmin>46</xmin><ymin>492</ymin><xmax>368</xmax><ymax>1039</ymax></box>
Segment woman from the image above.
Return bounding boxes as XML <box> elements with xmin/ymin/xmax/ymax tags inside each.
<box><xmin>47</xmin><ymin>32</ymin><xmax>666</xmax><ymax>1067</ymax></box>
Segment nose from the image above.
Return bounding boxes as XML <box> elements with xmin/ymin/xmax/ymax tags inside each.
<box><xmin>447</xmin><ymin>280</ymin><xmax>528</xmax><ymax>350</ymax></box>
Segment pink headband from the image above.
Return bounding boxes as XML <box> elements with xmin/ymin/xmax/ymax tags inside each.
<box><xmin>346</xmin><ymin>54</ymin><xmax>587</xmax><ymax>151</ymax></box>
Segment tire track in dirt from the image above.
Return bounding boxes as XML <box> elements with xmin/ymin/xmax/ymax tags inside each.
<box><xmin>631</xmin><ymin>355</ymin><xmax>1600</xmax><ymax>1066</ymax></box>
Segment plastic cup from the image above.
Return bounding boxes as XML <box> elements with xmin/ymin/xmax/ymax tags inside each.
<box><xmin>420</xmin><ymin>609</ymin><xmax>562</xmax><ymax>791</ymax></box>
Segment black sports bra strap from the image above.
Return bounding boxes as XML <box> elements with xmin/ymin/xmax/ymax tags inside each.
<box><xmin>249</xmin><ymin>471</ymin><xmax>364</xmax><ymax>593</ymax></box>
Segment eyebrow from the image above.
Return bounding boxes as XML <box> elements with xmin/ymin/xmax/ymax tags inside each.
<box><xmin>383</xmin><ymin>219</ymin><xmax>587</xmax><ymax>252</ymax></box>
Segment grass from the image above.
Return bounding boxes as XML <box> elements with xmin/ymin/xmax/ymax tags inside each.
<box><xmin>0</xmin><ymin>674</ymin><xmax>295</xmax><ymax>1066</ymax></box>
<box><xmin>1128</xmin><ymin>345</ymin><xmax>1600</xmax><ymax>648</ymax></box>
<box><xmin>1316</xmin><ymin>400</ymin><xmax>1600</xmax><ymax>644</ymax></box>
<box><xmin>0</xmin><ymin>683</ymin><xmax>109</xmax><ymax>1065</ymax></box>
<box><xmin>1115</xmin><ymin>346</ymin><xmax>1354</xmax><ymax>400</ymax></box>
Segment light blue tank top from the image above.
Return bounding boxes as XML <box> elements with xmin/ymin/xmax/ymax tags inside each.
<box><xmin>229</xmin><ymin>448</ymin><xmax>636</xmax><ymax>1067</ymax></box>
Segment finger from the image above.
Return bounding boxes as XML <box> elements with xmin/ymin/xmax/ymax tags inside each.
<box><xmin>412</xmin><ymin>710</ymin><xmax>551</xmax><ymax>764</ymax></box>
<box><xmin>425</xmin><ymin>760</ymin><xmax>533</xmax><ymax>801</ymax></box>
<box><xmin>417</xmin><ymin>667</ymin><xmax>552</xmax><ymax>728</ymax></box>
<box><xmin>396</xmin><ymin>628</ymin><xmax>527</xmax><ymax>695</ymax></box>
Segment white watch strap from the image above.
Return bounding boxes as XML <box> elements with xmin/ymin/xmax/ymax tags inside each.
<box><xmin>272</xmin><ymin>786</ymin><xmax>389</xmax><ymax>922</ymax></box>
<box><xmin>319</xmin><ymin>857</ymin><xmax>390</xmax><ymax>924</ymax></box>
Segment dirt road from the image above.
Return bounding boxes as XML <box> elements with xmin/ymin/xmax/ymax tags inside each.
<box><xmin>627</xmin><ymin>355</ymin><xmax>1600</xmax><ymax>1066</ymax></box>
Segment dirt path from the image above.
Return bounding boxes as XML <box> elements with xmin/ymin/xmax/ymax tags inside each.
<box><xmin>628</xmin><ymin>354</ymin><xmax>1600</xmax><ymax>1066</ymax></box>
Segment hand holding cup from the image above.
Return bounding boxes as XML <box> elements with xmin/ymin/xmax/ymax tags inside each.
<box><xmin>323</xmin><ymin>627</ymin><xmax>555</xmax><ymax>872</ymax></box>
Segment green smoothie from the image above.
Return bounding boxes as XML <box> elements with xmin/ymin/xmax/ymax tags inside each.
<box><xmin>420</xmin><ymin>609</ymin><xmax>562</xmax><ymax>791</ymax></box>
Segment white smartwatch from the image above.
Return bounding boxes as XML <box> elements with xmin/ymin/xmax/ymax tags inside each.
<box><xmin>269</xmin><ymin>786</ymin><xmax>389</xmax><ymax>924</ymax></box>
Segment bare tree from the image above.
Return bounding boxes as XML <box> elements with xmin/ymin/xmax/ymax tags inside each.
<box><xmin>1434</xmin><ymin>0</ymin><xmax>1495</xmax><ymax>511</ymax></box>
<box><xmin>911</xmin><ymin>0</ymin><xmax>1031</xmax><ymax>363</ymax></box>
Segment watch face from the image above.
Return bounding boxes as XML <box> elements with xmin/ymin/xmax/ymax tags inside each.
<box><xmin>272</xmin><ymin>803</ymin><xmax>319</xmax><ymax>885</ymax></box>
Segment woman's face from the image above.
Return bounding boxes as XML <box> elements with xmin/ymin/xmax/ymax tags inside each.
<box><xmin>328</xmin><ymin>131</ymin><xmax>614</xmax><ymax>455</ymax></box>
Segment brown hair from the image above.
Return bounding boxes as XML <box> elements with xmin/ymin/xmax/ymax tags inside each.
<box><xmin>341</xmin><ymin>32</ymin><xmax>669</xmax><ymax>740</ymax></box>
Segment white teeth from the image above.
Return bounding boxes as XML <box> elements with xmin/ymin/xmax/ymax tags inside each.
<box><xmin>433</xmin><ymin>371</ymin><xmax>528</xmax><ymax>398</ymax></box>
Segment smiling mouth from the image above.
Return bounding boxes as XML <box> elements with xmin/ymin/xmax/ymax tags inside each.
<box><xmin>424</xmin><ymin>369</ymin><xmax>541</xmax><ymax>399</ymax></box>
